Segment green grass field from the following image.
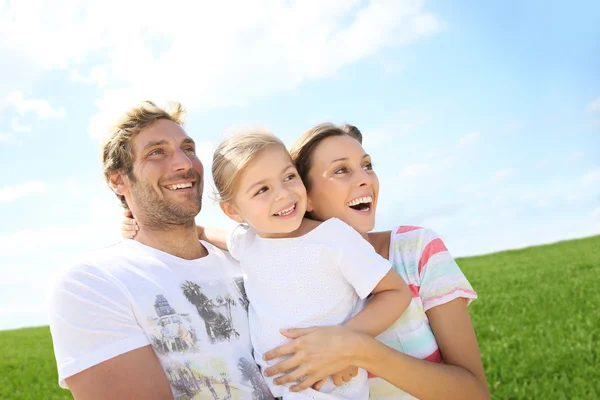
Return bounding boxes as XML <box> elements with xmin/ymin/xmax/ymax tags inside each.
<box><xmin>1</xmin><ymin>235</ymin><xmax>598</xmax><ymax>399</ymax></box>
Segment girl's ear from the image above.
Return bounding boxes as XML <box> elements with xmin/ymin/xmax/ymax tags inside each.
<box><xmin>306</xmin><ymin>194</ymin><xmax>314</xmax><ymax>213</ymax></box>
<box><xmin>220</xmin><ymin>202</ymin><xmax>244</xmax><ymax>223</ymax></box>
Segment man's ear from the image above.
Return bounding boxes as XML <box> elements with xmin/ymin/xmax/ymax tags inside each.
<box><xmin>108</xmin><ymin>172</ymin><xmax>129</xmax><ymax>196</ymax></box>
<box><xmin>220</xmin><ymin>202</ymin><xmax>244</xmax><ymax>223</ymax></box>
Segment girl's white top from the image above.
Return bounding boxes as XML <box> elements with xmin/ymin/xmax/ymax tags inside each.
<box><xmin>227</xmin><ymin>218</ymin><xmax>392</xmax><ymax>399</ymax></box>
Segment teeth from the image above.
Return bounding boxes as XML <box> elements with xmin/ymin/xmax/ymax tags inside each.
<box><xmin>346</xmin><ymin>196</ymin><xmax>373</xmax><ymax>206</ymax></box>
<box><xmin>169</xmin><ymin>182</ymin><xmax>193</xmax><ymax>190</ymax></box>
<box><xmin>275</xmin><ymin>204</ymin><xmax>296</xmax><ymax>216</ymax></box>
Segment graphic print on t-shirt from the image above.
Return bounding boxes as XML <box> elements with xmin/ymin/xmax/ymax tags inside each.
<box><xmin>180</xmin><ymin>280</ymin><xmax>241</xmax><ymax>343</ymax></box>
<box><xmin>140</xmin><ymin>276</ymin><xmax>272</xmax><ymax>399</ymax></box>
<box><xmin>151</xmin><ymin>294</ymin><xmax>198</xmax><ymax>354</ymax></box>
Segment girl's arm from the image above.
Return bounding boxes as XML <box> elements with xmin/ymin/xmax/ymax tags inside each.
<box><xmin>196</xmin><ymin>225</ymin><xmax>228</xmax><ymax>250</ymax></box>
<box><xmin>344</xmin><ymin>268</ymin><xmax>411</xmax><ymax>337</ymax></box>
<box><xmin>121</xmin><ymin>211</ymin><xmax>228</xmax><ymax>250</ymax></box>
<box><xmin>263</xmin><ymin>299</ymin><xmax>489</xmax><ymax>399</ymax></box>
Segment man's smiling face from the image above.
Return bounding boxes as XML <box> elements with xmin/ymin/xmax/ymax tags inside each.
<box><xmin>124</xmin><ymin>119</ymin><xmax>204</xmax><ymax>229</ymax></box>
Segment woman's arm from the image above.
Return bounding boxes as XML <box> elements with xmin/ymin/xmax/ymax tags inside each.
<box><xmin>263</xmin><ymin>298</ymin><xmax>489</xmax><ymax>399</ymax></box>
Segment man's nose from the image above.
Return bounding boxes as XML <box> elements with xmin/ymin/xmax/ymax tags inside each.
<box><xmin>172</xmin><ymin>148</ymin><xmax>192</xmax><ymax>171</ymax></box>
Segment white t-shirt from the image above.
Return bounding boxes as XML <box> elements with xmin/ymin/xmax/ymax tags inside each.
<box><xmin>227</xmin><ymin>218</ymin><xmax>392</xmax><ymax>399</ymax></box>
<box><xmin>49</xmin><ymin>239</ymin><xmax>274</xmax><ymax>400</ymax></box>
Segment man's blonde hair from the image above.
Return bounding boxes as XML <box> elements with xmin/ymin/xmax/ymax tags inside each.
<box><xmin>101</xmin><ymin>100</ymin><xmax>187</xmax><ymax>208</ymax></box>
<box><xmin>212</xmin><ymin>129</ymin><xmax>286</xmax><ymax>204</ymax></box>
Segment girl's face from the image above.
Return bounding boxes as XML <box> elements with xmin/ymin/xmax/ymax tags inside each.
<box><xmin>306</xmin><ymin>135</ymin><xmax>379</xmax><ymax>234</ymax></box>
<box><xmin>223</xmin><ymin>145</ymin><xmax>308</xmax><ymax>238</ymax></box>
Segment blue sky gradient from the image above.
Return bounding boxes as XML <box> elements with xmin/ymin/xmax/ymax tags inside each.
<box><xmin>1</xmin><ymin>0</ymin><xmax>598</xmax><ymax>330</ymax></box>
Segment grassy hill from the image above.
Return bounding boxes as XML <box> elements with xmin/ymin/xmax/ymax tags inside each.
<box><xmin>1</xmin><ymin>235</ymin><xmax>598</xmax><ymax>400</ymax></box>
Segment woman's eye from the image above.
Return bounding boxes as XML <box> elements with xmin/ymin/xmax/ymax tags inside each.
<box><xmin>363</xmin><ymin>162</ymin><xmax>373</xmax><ymax>171</ymax></box>
<box><xmin>334</xmin><ymin>166</ymin><xmax>348</xmax><ymax>174</ymax></box>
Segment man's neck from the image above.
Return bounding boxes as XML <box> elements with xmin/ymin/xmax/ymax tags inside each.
<box><xmin>133</xmin><ymin>224</ymin><xmax>208</xmax><ymax>260</ymax></box>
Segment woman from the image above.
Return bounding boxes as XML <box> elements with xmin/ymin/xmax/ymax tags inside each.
<box><xmin>122</xmin><ymin>123</ymin><xmax>489</xmax><ymax>399</ymax></box>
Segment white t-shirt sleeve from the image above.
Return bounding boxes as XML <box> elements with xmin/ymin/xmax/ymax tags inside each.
<box><xmin>332</xmin><ymin>219</ymin><xmax>392</xmax><ymax>299</ymax></box>
<box><xmin>48</xmin><ymin>261</ymin><xmax>149</xmax><ymax>388</ymax></box>
<box><xmin>225</xmin><ymin>224</ymin><xmax>257</xmax><ymax>261</ymax></box>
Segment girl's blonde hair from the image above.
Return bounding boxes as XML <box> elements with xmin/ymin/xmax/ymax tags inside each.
<box><xmin>212</xmin><ymin>129</ymin><xmax>287</xmax><ymax>203</ymax></box>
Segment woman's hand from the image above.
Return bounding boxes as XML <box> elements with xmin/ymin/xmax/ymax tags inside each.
<box><xmin>312</xmin><ymin>366</ymin><xmax>359</xmax><ymax>391</ymax></box>
<box><xmin>263</xmin><ymin>326</ymin><xmax>368</xmax><ymax>393</ymax></box>
<box><xmin>121</xmin><ymin>210</ymin><xmax>139</xmax><ymax>239</ymax></box>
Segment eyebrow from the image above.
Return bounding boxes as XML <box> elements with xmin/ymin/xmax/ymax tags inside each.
<box><xmin>245</xmin><ymin>163</ymin><xmax>296</xmax><ymax>194</ymax></box>
<box><xmin>141</xmin><ymin>137</ymin><xmax>196</xmax><ymax>152</ymax></box>
<box><xmin>328</xmin><ymin>153</ymin><xmax>370</xmax><ymax>166</ymax></box>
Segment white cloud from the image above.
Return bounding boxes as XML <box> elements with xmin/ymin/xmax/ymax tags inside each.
<box><xmin>567</xmin><ymin>151</ymin><xmax>584</xmax><ymax>163</ymax></box>
<box><xmin>505</xmin><ymin>120</ymin><xmax>523</xmax><ymax>131</ymax></box>
<box><xmin>0</xmin><ymin>0</ymin><xmax>443</xmax><ymax>139</ymax></box>
<box><xmin>0</xmin><ymin>181</ymin><xmax>47</xmax><ymax>202</ymax></box>
<box><xmin>456</xmin><ymin>131</ymin><xmax>480</xmax><ymax>148</ymax></box>
<box><xmin>71</xmin><ymin>66</ymin><xmax>109</xmax><ymax>88</ymax></box>
<box><xmin>581</xmin><ymin>169</ymin><xmax>600</xmax><ymax>185</ymax></box>
<box><xmin>11</xmin><ymin>117</ymin><xmax>31</xmax><ymax>133</ymax></box>
<box><xmin>3</xmin><ymin>91</ymin><xmax>65</xmax><ymax>118</ymax></box>
<box><xmin>489</xmin><ymin>168</ymin><xmax>514</xmax><ymax>183</ymax></box>
<box><xmin>585</xmin><ymin>96</ymin><xmax>600</xmax><ymax>113</ymax></box>
<box><xmin>398</xmin><ymin>162</ymin><xmax>431</xmax><ymax>178</ymax></box>
<box><xmin>0</xmin><ymin>132</ymin><xmax>22</xmax><ymax>145</ymax></box>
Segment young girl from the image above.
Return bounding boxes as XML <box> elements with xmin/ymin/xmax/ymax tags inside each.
<box><xmin>209</xmin><ymin>130</ymin><xmax>412</xmax><ymax>399</ymax></box>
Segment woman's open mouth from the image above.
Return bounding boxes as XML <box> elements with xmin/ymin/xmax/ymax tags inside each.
<box><xmin>347</xmin><ymin>196</ymin><xmax>373</xmax><ymax>212</ymax></box>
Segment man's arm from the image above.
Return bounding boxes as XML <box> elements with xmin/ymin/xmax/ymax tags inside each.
<box><xmin>65</xmin><ymin>345</ymin><xmax>173</xmax><ymax>400</ymax></box>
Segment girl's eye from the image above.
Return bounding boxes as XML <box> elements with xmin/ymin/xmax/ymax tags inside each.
<box><xmin>255</xmin><ymin>186</ymin><xmax>268</xmax><ymax>196</ymax></box>
<box><xmin>284</xmin><ymin>173</ymin><xmax>297</xmax><ymax>182</ymax></box>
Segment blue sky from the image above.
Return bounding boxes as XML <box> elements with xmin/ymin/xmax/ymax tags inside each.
<box><xmin>1</xmin><ymin>0</ymin><xmax>598</xmax><ymax>331</ymax></box>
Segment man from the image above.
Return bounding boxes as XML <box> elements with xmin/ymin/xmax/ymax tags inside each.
<box><xmin>49</xmin><ymin>101</ymin><xmax>273</xmax><ymax>399</ymax></box>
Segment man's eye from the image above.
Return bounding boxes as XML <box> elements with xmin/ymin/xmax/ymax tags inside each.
<box><xmin>149</xmin><ymin>149</ymin><xmax>164</xmax><ymax>156</ymax></box>
<box><xmin>184</xmin><ymin>146</ymin><xmax>196</xmax><ymax>153</ymax></box>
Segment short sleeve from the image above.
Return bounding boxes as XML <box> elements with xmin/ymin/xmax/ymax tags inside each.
<box><xmin>48</xmin><ymin>262</ymin><xmax>149</xmax><ymax>388</ymax></box>
<box><xmin>416</xmin><ymin>229</ymin><xmax>478</xmax><ymax>312</ymax></box>
<box><xmin>332</xmin><ymin>219</ymin><xmax>392</xmax><ymax>299</ymax></box>
<box><xmin>226</xmin><ymin>224</ymin><xmax>257</xmax><ymax>261</ymax></box>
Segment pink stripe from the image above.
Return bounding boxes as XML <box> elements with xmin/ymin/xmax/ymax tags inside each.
<box><xmin>424</xmin><ymin>348</ymin><xmax>442</xmax><ymax>363</ymax></box>
<box><xmin>418</xmin><ymin>238</ymin><xmax>448</xmax><ymax>275</ymax></box>
<box><xmin>408</xmin><ymin>284</ymin><xmax>420</xmax><ymax>298</ymax></box>
<box><xmin>425</xmin><ymin>288</ymin><xmax>477</xmax><ymax>304</ymax></box>
<box><xmin>396</xmin><ymin>225</ymin><xmax>421</xmax><ymax>234</ymax></box>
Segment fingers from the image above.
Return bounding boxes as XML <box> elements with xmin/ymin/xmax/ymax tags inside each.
<box><xmin>331</xmin><ymin>373</ymin><xmax>343</xmax><ymax>387</ymax></box>
<box><xmin>263</xmin><ymin>339</ymin><xmax>300</xmax><ymax>362</ymax></box>
<box><xmin>264</xmin><ymin>354</ymin><xmax>302</xmax><ymax>377</ymax></box>
<box><xmin>312</xmin><ymin>378</ymin><xmax>327</xmax><ymax>392</ymax></box>
<box><xmin>123</xmin><ymin>210</ymin><xmax>133</xmax><ymax>218</ymax></box>
<box><xmin>273</xmin><ymin>365</ymin><xmax>309</xmax><ymax>386</ymax></box>
<box><xmin>279</xmin><ymin>327</ymin><xmax>316</xmax><ymax>339</ymax></box>
<box><xmin>288</xmin><ymin>373</ymin><xmax>320</xmax><ymax>393</ymax></box>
